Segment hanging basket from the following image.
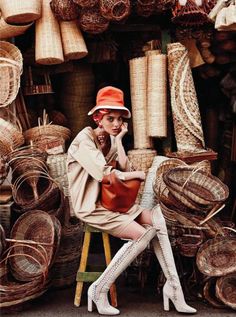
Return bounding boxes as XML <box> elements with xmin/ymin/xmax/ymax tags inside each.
<box><xmin>0</xmin><ymin>0</ymin><xmax>42</xmax><ymax>24</ymax></box>
<box><xmin>99</xmin><ymin>0</ymin><xmax>131</xmax><ymax>21</ymax></box>
<box><xmin>79</xmin><ymin>6</ymin><xmax>109</xmax><ymax>34</ymax></box>
<box><xmin>50</xmin><ymin>0</ymin><xmax>80</xmax><ymax>21</ymax></box>
<box><xmin>73</xmin><ymin>0</ymin><xmax>98</xmax><ymax>7</ymax></box>
<box><xmin>0</xmin><ymin>17</ymin><xmax>33</xmax><ymax>40</ymax></box>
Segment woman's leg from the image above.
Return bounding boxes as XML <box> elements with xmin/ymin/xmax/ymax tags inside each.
<box><xmin>88</xmin><ymin>221</ymin><xmax>156</xmax><ymax>315</ymax></box>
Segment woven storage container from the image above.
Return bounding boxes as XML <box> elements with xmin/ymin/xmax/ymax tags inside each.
<box><xmin>60</xmin><ymin>20</ymin><xmax>88</xmax><ymax>60</ymax></box>
<box><xmin>0</xmin><ymin>157</ymin><xmax>9</xmax><ymax>185</ymax></box>
<box><xmin>128</xmin><ymin>149</ymin><xmax>156</xmax><ymax>203</ymax></box>
<box><xmin>59</xmin><ymin>64</ymin><xmax>95</xmax><ymax>138</ymax></box>
<box><xmin>0</xmin><ymin>41</ymin><xmax>23</xmax><ymax>108</ymax></box>
<box><xmin>0</xmin><ymin>0</ymin><xmax>42</xmax><ymax>24</ymax></box>
<box><xmin>167</xmin><ymin>42</ymin><xmax>205</xmax><ymax>152</ymax></box>
<box><xmin>0</xmin><ymin>17</ymin><xmax>33</xmax><ymax>40</ymax></box>
<box><xmin>140</xmin><ymin>156</ymin><xmax>169</xmax><ymax>209</ymax></box>
<box><xmin>9</xmin><ymin>210</ymin><xmax>55</xmax><ymax>281</ymax></box>
<box><xmin>100</xmin><ymin>0</ymin><xmax>131</xmax><ymax>21</ymax></box>
<box><xmin>196</xmin><ymin>236</ymin><xmax>236</xmax><ymax>277</ymax></box>
<box><xmin>147</xmin><ymin>53</ymin><xmax>167</xmax><ymax>137</ymax></box>
<box><xmin>50</xmin><ymin>0</ymin><xmax>80</xmax><ymax>20</ymax></box>
<box><xmin>176</xmin><ymin>233</ymin><xmax>203</xmax><ymax>257</ymax></box>
<box><xmin>0</xmin><ymin>117</ymin><xmax>24</xmax><ymax>149</ymax></box>
<box><xmin>35</xmin><ymin>0</ymin><xmax>64</xmax><ymax>65</ymax></box>
<box><xmin>203</xmin><ymin>278</ymin><xmax>226</xmax><ymax>308</ymax></box>
<box><xmin>79</xmin><ymin>5</ymin><xmax>109</xmax><ymax>34</ymax></box>
<box><xmin>129</xmin><ymin>57</ymin><xmax>152</xmax><ymax>149</ymax></box>
<box><xmin>216</xmin><ymin>273</ymin><xmax>236</xmax><ymax>310</ymax></box>
<box><xmin>73</xmin><ymin>0</ymin><xmax>98</xmax><ymax>7</ymax></box>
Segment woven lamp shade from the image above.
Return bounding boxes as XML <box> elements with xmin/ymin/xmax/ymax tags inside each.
<box><xmin>35</xmin><ymin>0</ymin><xmax>64</xmax><ymax>65</ymax></box>
<box><xmin>129</xmin><ymin>57</ymin><xmax>152</xmax><ymax>149</ymax></box>
<box><xmin>0</xmin><ymin>0</ymin><xmax>41</xmax><ymax>24</ymax></box>
<box><xmin>0</xmin><ymin>17</ymin><xmax>33</xmax><ymax>40</ymax></box>
<box><xmin>167</xmin><ymin>42</ymin><xmax>205</xmax><ymax>153</ymax></box>
<box><xmin>60</xmin><ymin>20</ymin><xmax>88</xmax><ymax>60</ymax></box>
<box><xmin>147</xmin><ymin>53</ymin><xmax>167</xmax><ymax>137</ymax></box>
<box><xmin>128</xmin><ymin>149</ymin><xmax>157</xmax><ymax>203</ymax></box>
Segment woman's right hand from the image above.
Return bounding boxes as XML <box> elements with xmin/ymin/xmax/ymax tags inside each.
<box><xmin>120</xmin><ymin>170</ymin><xmax>146</xmax><ymax>181</ymax></box>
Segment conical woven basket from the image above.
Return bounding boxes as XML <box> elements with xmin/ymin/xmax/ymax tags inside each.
<box><xmin>35</xmin><ymin>0</ymin><xmax>64</xmax><ymax>65</ymax></box>
<box><xmin>60</xmin><ymin>20</ymin><xmax>88</xmax><ymax>60</ymax></box>
<box><xmin>0</xmin><ymin>17</ymin><xmax>33</xmax><ymax>40</ymax></box>
<box><xmin>0</xmin><ymin>0</ymin><xmax>42</xmax><ymax>24</ymax></box>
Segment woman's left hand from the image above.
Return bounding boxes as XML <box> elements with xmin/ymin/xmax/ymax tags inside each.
<box><xmin>116</xmin><ymin>122</ymin><xmax>128</xmax><ymax>140</ymax></box>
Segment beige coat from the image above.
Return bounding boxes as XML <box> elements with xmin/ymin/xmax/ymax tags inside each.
<box><xmin>67</xmin><ymin>127</ymin><xmax>145</xmax><ymax>235</ymax></box>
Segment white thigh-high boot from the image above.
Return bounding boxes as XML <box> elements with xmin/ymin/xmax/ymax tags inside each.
<box><xmin>152</xmin><ymin>205</ymin><xmax>197</xmax><ymax>314</ymax></box>
<box><xmin>87</xmin><ymin>227</ymin><xmax>156</xmax><ymax>315</ymax></box>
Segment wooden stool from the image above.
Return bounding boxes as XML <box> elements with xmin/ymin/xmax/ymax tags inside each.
<box><xmin>74</xmin><ymin>224</ymin><xmax>118</xmax><ymax>308</ymax></box>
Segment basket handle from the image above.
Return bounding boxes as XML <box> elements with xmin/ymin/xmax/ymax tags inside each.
<box><xmin>180</xmin><ymin>161</ymin><xmax>210</xmax><ymax>191</ymax></box>
<box><xmin>199</xmin><ymin>203</ymin><xmax>225</xmax><ymax>225</ymax></box>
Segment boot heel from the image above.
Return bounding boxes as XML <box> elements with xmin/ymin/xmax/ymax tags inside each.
<box><xmin>87</xmin><ymin>295</ymin><xmax>93</xmax><ymax>312</ymax></box>
<box><xmin>163</xmin><ymin>292</ymin><xmax>170</xmax><ymax>311</ymax></box>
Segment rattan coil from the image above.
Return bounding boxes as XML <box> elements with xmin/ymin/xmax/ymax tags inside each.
<box><xmin>216</xmin><ymin>273</ymin><xmax>236</xmax><ymax>310</ymax></box>
<box><xmin>50</xmin><ymin>0</ymin><xmax>80</xmax><ymax>21</ymax></box>
<box><xmin>99</xmin><ymin>0</ymin><xmax>131</xmax><ymax>21</ymax></box>
<box><xmin>35</xmin><ymin>0</ymin><xmax>64</xmax><ymax>65</ymax></box>
<box><xmin>196</xmin><ymin>236</ymin><xmax>236</xmax><ymax>277</ymax></box>
<box><xmin>60</xmin><ymin>20</ymin><xmax>88</xmax><ymax>60</ymax></box>
<box><xmin>0</xmin><ymin>0</ymin><xmax>42</xmax><ymax>24</ymax></box>
<box><xmin>167</xmin><ymin>42</ymin><xmax>205</xmax><ymax>152</ymax></box>
<box><xmin>129</xmin><ymin>56</ymin><xmax>153</xmax><ymax>149</ymax></box>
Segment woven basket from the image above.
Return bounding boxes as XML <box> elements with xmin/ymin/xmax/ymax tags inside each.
<box><xmin>0</xmin><ymin>17</ymin><xmax>33</xmax><ymax>40</ymax></box>
<box><xmin>0</xmin><ymin>0</ymin><xmax>42</xmax><ymax>24</ymax></box>
<box><xmin>73</xmin><ymin>0</ymin><xmax>98</xmax><ymax>7</ymax></box>
<box><xmin>129</xmin><ymin>56</ymin><xmax>153</xmax><ymax>149</ymax></box>
<box><xmin>50</xmin><ymin>0</ymin><xmax>80</xmax><ymax>20</ymax></box>
<box><xmin>0</xmin><ymin>157</ymin><xmax>9</xmax><ymax>185</ymax></box>
<box><xmin>99</xmin><ymin>0</ymin><xmax>131</xmax><ymax>21</ymax></box>
<box><xmin>176</xmin><ymin>233</ymin><xmax>203</xmax><ymax>257</ymax></box>
<box><xmin>163</xmin><ymin>166</ymin><xmax>229</xmax><ymax>206</ymax></box>
<box><xmin>79</xmin><ymin>5</ymin><xmax>109</xmax><ymax>34</ymax></box>
<box><xmin>167</xmin><ymin>42</ymin><xmax>205</xmax><ymax>152</ymax></box>
<box><xmin>35</xmin><ymin>0</ymin><xmax>64</xmax><ymax>65</ymax></box>
<box><xmin>203</xmin><ymin>278</ymin><xmax>225</xmax><ymax>308</ymax></box>
<box><xmin>135</xmin><ymin>0</ymin><xmax>156</xmax><ymax>17</ymax></box>
<box><xmin>60</xmin><ymin>20</ymin><xmax>88</xmax><ymax>60</ymax></box>
<box><xmin>147</xmin><ymin>53</ymin><xmax>167</xmax><ymax>137</ymax></box>
<box><xmin>9</xmin><ymin>210</ymin><xmax>55</xmax><ymax>281</ymax></box>
<box><xmin>0</xmin><ymin>117</ymin><xmax>24</xmax><ymax>149</ymax></box>
<box><xmin>216</xmin><ymin>273</ymin><xmax>236</xmax><ymax>310</ymax></box>
<box><xmin>196</xmin><ymin>236</ymin><xmax>236</xmax><ymax>277</ymax></box>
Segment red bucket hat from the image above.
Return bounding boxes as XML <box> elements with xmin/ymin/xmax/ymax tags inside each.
<box><xmin>88</xmin><ymin>86</ymin><xmax>131</xmax><ymax>118</ymax></box>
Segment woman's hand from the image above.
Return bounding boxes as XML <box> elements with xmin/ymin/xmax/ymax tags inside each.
<box><xmin>116</xmin><ymin>122</ymin><xmax>128</xmax><ymax>141</ymax></box>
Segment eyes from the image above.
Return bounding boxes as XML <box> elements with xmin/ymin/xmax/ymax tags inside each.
<box><xmin>106</xmin><ymin>116</ymin><xmax>123</xmax><ymax>123</ymax></box>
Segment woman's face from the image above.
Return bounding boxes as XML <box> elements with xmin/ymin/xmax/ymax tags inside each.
<box><xmin>100</xmin><ymin>110</ymin><xmax>124</xmax><ymax>136</ymax></box>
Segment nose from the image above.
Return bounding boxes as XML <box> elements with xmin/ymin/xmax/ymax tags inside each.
<box><xmin>113</xmin><ymin>119</ymin><xmax>120</xmax><ymax>127</ymax></box>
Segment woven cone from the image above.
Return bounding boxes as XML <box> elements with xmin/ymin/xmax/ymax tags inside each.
<box><xmin>0</xmin><ymin>17</ymin><xmax>33</xmax><ymax>40</ymax></box>
<box><xmin>147</xmin><ymin>53</ymin><xmax>167</xmax><ymax>137</ymax></box>
<box><xmin>129</xmin><ymin>57</ymin><xmax>152</xmax><ymax>149</ymax></box>
<box><xmin>167</xmin><ymin>42</ymin><xmax>205</xmax><ymax>152</ymax></box>
<box><xmin>60</xmin><ymin>20</ymin><xmax>88</xmax><ymax>60</ymax></box>
<box><xmin>35</xmin><ymin>0</ymin><xmax>64</xmax><ymax>65</ymax></box>
<box><xmin>0</xmin><ymin>0</ymin><xmax>41</xmax><ymax>24</ymax></box>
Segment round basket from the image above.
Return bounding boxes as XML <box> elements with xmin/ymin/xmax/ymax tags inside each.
<box><xmin>24</xmin><ymin>124</ymin><xmax>71</xmax><ymax>143</ymax></box>
<box><xmin>50</xmin><ymin>0</ymin><xmax>80</xmax><ymax>21</ymax></box>
<box><xmin>9</xmin><ymin>210</ymin><xmax>55</xmax><ymax>281</ymax></box>
<box><xmin>163</xmin><ymin>166</ymin><xmax>229</xmax><ymax>206</ymax></box>
<box><xmin>0</xmin><ymin>0</ymin><xmax>42</xmax><ymax>24</ymax></box>
<box><xmin>203</xmin><ymin>278</ymin><xmax>225</xmax><ymax>308</ymax></box>
<box><xmin>79</xmin><ymin>6</ymin><xmax>109</xmax><ymax>34</ymax></box>
<box><xmin>0</xmin><ymin>157</ymin><xmax>9</xmax><ymax>185</ymax></box>
<box><xmin>196</xmin><ymin>236</ymin><xmax>236</xmax><ymax>277</ymax></box>
<box><xmin>0</xmin><ymin>17</ymin><xmax>33</xmax><ymax>40</ymax></box>
<box><xmin>73</xmin><ymin>0</ymin><xmax>98</xmax><ymax>7</ymax></box>
<box><xmin>216</xmin><ymin>273</ymin><xmax>236</xmax><ymax>310</ymax></box>
<box><xmin>60</xmin><ymin>20</ymin><xmax>88</xmax><ymax>60</ymax></box>
<box><xmin>0</xmin><ymin>117</ymin><xmax>24</xmax><ymax>149</ymax></box>
<box><xmin>35</xmin><ymin>0</ymin><xmax>64</xmax><ymax>65</ymax></box>
<box><xmin>99</xmin><ymin>0</ymin><xmax>131</xmax><ymax>21</ymax></box>
<box><xmin>176</xmin><ymin>233</ymin><xmax>203</xmax><ymax>257</ymax></box>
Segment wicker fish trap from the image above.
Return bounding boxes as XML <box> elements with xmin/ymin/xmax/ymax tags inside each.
<box><xmin>50</xmin><ymin>0</ymin><xmax>80</xmax><ymax>20</ymax></box>
<box><xmin>216</xmin><ymin>273</ymin><xmax>236</xmax><ymax>310</ymax></box>
<box><xmin>163</xmin><ymin>166</ymin><xmax>229</xmax><ymax>206</ymax></box>
<box><xmin>9</xmin><ymin>210</ymin><xmax>55</xmax><ymax>281</ymax></box>
<box><xmin>73</xmin><ymin>0</ymin><xmax>98</xmax><ymax>7</ymax></box>
<box><xmin>196</xmin><ymin>236</ymin><xmax>236</xmax><ymax>277</ymax></box>
<box><xmin>79</xmin><ymin>6</ymin><xmax>109</xmax><ymax>34</ymax></box>
<box><xmin>99</xmin><ymin>0</ymin><xmax>131</xmax><ymax>21</ymax></box>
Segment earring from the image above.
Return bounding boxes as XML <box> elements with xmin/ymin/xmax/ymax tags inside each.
<box><xmin>98</xmin><ymin>122</ymin><xmax>103</xmax><ymax>128</ymax></box>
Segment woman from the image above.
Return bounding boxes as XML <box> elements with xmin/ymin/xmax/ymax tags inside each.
<box><xmin>67</xmin><ymin>86</ymin><xmax>196</xmax><ymax>315</ymax></box>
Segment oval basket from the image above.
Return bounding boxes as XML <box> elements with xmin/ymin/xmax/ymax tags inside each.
<box><xmin>9</xmin><ymin>210</ymin><xmax>55</xmax><ymax>281</ymax></box>
<box><xmin>203</xmin><ymin>278</ymin><xmax>225</xmax><ymax>309</ymax></box>
<box><xmin>196</xmin><ymin>236</ymin><xmax>236</xmax><ymax>277</ymax></box>
<box><xmin>216</xmin><ymin>273</ymin><xmax>236</xmax><ymax>310</ymax></box>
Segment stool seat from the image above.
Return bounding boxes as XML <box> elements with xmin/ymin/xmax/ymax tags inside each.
<box><xmin>74</xmin><ymin>224</ymin><xmax>117</xmax><ymax>307</ymax></box>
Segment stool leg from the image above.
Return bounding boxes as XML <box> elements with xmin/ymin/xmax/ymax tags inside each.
<box><xmin>102</xmin><ymin>232</ymin><xmax>118</xmax><ymax>308</ymax></box>
<box><xmin>74</xmin><ymin>231</ymin><xmax>91</xmax><ymax>307</ymax></box>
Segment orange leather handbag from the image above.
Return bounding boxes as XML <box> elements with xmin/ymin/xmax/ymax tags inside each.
<box><xmin>100</xmin><ymin>172</ymin><xmax>141</xmax><ymax>213</ymax></box>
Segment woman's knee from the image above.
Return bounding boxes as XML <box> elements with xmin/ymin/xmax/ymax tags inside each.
<box><xmin>114</xmin><ymin>222</ymin><xmax>147</xmax><ymax>240</ymax></box>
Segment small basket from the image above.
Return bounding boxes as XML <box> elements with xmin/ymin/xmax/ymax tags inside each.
<box><xmin>177</xmin><ymin>233</ymin><xmax>203</xmax><ymax>257</ymax></box>
<box><xmin>0</xmin><ymin>17</ymin><xmax>33</xmax><ymax>40</ymax></box>
<box><xmin>73</xmin><ymin>0</ymin><xmax>98</xmax><ymax>7</ymax></box>
<box><xmin>216</xmin><ymin>273</ymin><xmax>236</xmax><ymax>310</ymax></box>
<box><xmin>203</xmin><ymin>278</ymin><xmax>225</xmax><ymax>308</ymax></box>
<box><xmin>100</xmin><ymin>0</ymin><xmax>131</xmax><ymax>21</ymax></box>
<box><xmin>50</xmin><ymin>0</ymin><xmax>80</xmax><ymax>21</ymax></box>
<box><xmin>196</xmin><ymin>236</ymin><xmax>236</xmax><ymax>277</ymax></box>
<box><xmin>79</xmin><ymin>6</ymin><xmax>109</xmax><ymax>34</ymax></box>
